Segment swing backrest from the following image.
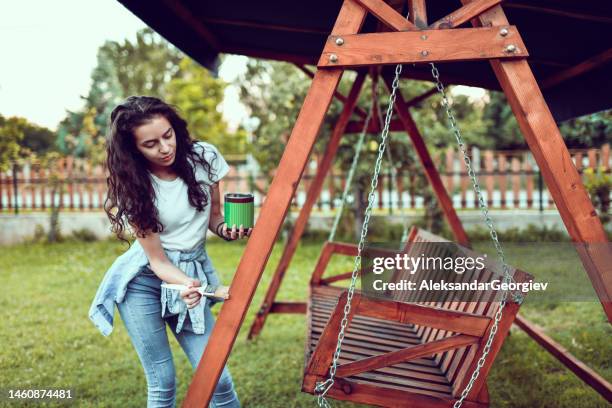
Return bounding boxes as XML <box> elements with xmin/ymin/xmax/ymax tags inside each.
<box><xmin>389</xmin><ymin>226</ymin><xmax>530</xmax><ymax>395</ymax></box>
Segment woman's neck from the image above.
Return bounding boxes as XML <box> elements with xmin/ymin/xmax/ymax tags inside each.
<box><xmin>149</xmin><ymin>164</ymin><xmax>177</xmax><ymax>181</ymax></box>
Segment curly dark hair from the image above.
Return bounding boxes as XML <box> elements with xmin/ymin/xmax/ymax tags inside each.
<box><xmin>104</xmin><ymin>96</ymin><xmax>219</xmax><ymax>244</ymax></box>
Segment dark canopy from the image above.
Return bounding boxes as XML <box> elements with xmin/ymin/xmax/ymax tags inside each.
<box><xmin>118</xmin><ymin>0</ymin><xmax>611</xmax><ymax>121</ymax></box>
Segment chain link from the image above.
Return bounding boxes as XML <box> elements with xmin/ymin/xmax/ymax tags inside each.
<box><xmin>429</xmin><ymin>62</ymin><xmax>523</xmax><ymax>407</ymax></box>
<box><xmin>315</xmin><ymin>64</ymin><xmax>403</xmax><ymax>407</ymax></box>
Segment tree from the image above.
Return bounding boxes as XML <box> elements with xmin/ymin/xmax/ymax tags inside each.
<box><xmin>57</xmin><ymin>28</ymin><xmax>183</xmax><ymax>159</ymax></box>
<box><xmin>167</xmin><ymin>58</ymin><xmax>247</xmax><ymax>155</ymax></box>
<box><xmin>0</xmin><ymin>114</ymin><xmax>57</xmax><ymax>171</ymax></box>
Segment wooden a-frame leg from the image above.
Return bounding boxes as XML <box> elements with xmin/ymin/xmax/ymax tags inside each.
<box><xmin>182</xmin><ymin>2</ymin><xmax>368</xmax><ymax>406</ymax></box>
<box><xmin>462</xmin><ymin>1</ymin><xmax>612</xmax><ymax>322</ymax></box>
<box><xmin>384</xmin><ymin>75</ymin><xmax>470</xmax><ymax>246</ymax></box>
<box><xmin>247</xmin><ymin>71</ymin><xmax>367</xmax><ymax>340</ymax></box>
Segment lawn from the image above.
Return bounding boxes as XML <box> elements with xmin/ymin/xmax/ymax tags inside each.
<box><xmin>0</xmin><ymin>237</ymin><xmax>610</xmax><ymax>407</ymax></box>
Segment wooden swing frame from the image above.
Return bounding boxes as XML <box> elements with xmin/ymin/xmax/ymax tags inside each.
<box><xmin>183</xmin><ymin>0</ymin><xmax>612</xmax><ymax>406</ymax></box>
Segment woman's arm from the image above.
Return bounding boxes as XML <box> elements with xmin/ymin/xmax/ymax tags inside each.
<box><xmin>135</xmin><ymin>230</ymin><xmax>202</xmax><ymax>308</ymax></box>
<box><xmin>136</xmin><ymin>231</ymin><xmax>194</xmax><ymax>286</ymax></box>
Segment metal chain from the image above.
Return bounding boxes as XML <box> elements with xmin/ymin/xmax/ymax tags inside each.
<box><xmin>314</xmin><ymin>64</ymin><xmax>404</xmax><ymax>407</ymax></box>
<box><xmin>429</xmin><ymin>62</ymin><xmax>523</xmax><ymax>408</ymax></box>
<box><xmin>374</xmin><ymin>76</ymin><xmax>409</xmax><ymax>246</ymax></box>
<box><xmin>328</xmin><ymin>99</ymin><xmax>374</xmax><ymax>242</ymax></box>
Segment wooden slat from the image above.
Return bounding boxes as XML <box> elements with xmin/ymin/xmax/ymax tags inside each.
<box><xmin>183</xmin><ymin>2</ymin><xmax>369</xmax><ymax>405</ymax></box>
<box><xmin>269</xmin><ymin>302</ymin><xmax>307</xmax><ymax>314</ymax></box>
<box><xmin>514</xmin><ymin>315</ymin><xmax>612</xmax><ymax>403</ymax></box>
<box><xmin>429</xmin><ymin>0</ymin><xmax>501</xmax><ymax>29</ymax></box>
<box><xmin>318</xmin><ymin>27</ymin><xmax>528</xmax><ymax>68</ymax></box>
<box><xmin>320</xmin><ymin>271</ymin><xmax>354</xmax><ymax>285</ymax></box>
<box><xmin>336</xmin><ymin>335</ymin><xmax>479</xmax><ymax>378</ymax></box>
<box><xmin>542</xmin><ymin>48</ymin><xmax>612</xmax><ymax>89</ymax></box>
<box><xmin>353</xmin><ymin>0</ymin><xmax>417</xmax><ymax>31</ymax></box>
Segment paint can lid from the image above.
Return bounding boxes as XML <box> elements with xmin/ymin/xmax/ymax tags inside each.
<box><xmin>225</xmin><ymin>193</ymin><xmax>254</xmax><ymax>203</ymax></box>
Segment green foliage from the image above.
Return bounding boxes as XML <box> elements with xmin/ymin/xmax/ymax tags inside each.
<box><xmin>560</xmin><ymin>110</ymin><xmax>612</xmax><ymax>148</ymax></box>
<box><xmin>482</xmin><ymin>91</ymin><xmax>525</xmax><ymax>150</ymax></box>
<box><xmin>56</xmin><ymin>28</ymin><xmax>241</xmax><ymax>161</ymax></box>
<box><xmin>583</xmin><ymin>166</ymin><xmax>611</xmax><ymax>225</ymax></box>
<box><xmin>71</xmin><ymin>228</ymin><xmax>99</xmax><ymax>242</ymax></box>
<box><xmin>468</xmin><ymin>224</ymin><xmax>569</xmax><ymax>242</ymax></box>
<box><xmin>167</xmin><ymin>58</ymin><xmax>247</xmax><ymax>155</ymax></box>
<box><xmin>0</xmin><ymin>115</ymin><xmax>27</xmax><ymax>171</ymax></box>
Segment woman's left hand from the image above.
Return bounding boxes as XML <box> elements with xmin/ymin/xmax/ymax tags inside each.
<box><xmin>221</xmin><ymin>223</ymin><xmax>252</xmax><ymax>240</ymax></box>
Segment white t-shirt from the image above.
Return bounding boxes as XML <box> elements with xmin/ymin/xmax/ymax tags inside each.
<box><xmin>149</xmin><ymin>141</ymin><xmax>230</xmax><ymax>251</ymax></box>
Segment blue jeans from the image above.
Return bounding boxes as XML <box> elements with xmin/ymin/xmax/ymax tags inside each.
<box><xmin>117</xmin><ymin>270</ymin><xmax>240</xmax><ymax>408</ymax></box>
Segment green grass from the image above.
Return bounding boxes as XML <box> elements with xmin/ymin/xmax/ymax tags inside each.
<box><xmin>0</xmin><ymin>238</ymin><xmax>610</xmax><ymax>407</ymax></box>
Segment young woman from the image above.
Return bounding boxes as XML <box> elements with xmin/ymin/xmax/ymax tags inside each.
<box><xmin>89</xmin><ymin>96</ymin><xmax>249</xmax><ymax>407</ymax></box>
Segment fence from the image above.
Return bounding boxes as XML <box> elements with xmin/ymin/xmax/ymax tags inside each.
<box><xmin>1</xmin><ymin>145</ymin><xmax>610</xmax><ymax>214</ymax></box>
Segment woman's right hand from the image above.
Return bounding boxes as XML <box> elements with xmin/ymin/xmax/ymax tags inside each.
<box><xmin>180</xmin><ymin>278</ymin><xmax>202</xmax><ymax>309</ymax></box>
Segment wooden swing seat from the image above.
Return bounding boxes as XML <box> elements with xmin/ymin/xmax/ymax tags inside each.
<box><xmin>302</xmin><ymin>227</ymin><xmax>532</xmax><ymax>407</ymax></box>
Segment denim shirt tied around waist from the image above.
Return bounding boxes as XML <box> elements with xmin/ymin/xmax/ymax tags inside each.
<box><xmin>88</xmin><ymin>240</ymin><xmax>220</xmax><ymax>337</ymax></box>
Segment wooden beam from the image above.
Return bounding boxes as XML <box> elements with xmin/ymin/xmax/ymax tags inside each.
<box><xmin>222</xmin><ymin>45</ymin><xmax>316</xmax><ymax>65</ymax></box>
<box><xmin>295</xmin><ymin>64</ymin><xmax>368</xmax><ymax>119</ymax></box>
<box><xmin>430</xmin><ymin>0</ymin><xmax>502</xmax><ymax>29</ymax></box>
<box><xmin>305</xmin><ymin>292</ymin><xmax>356</xmax><ymax>376</ymax></box>
<box><xmin>353</xmin><ymin>0</ymin><xmax>417</xmax><ymax>31</ymax></box>
<box><xmin>161</xmin><ymin>0</ymin><xmax>219</xmax><ymax>50</ymax></box>
<box><xmin>269</xmin><ymin>301</ymin><xmax>307</xmax><ymax>314</ymax></box>
<box><xmin>320</xmin><ymin>271</ymin><xmax>355</xmax><ymax>285</ymax></box>
<box><xmin>183</xmin><ymin>2</ymin><xmax>368</xmax><ymax>405</ymax></box>
<box><xmin>336</xmin><ymin>334</ymin><xmax>479</xmax><ymax>378</ymax></box>
<box><xmin>461</xmin><ymin>0</ymin><xmax>612</xmax><ymax>323</ymax></box>
<box><xmin>318</xmin><ymin>26</ymin><xmax>528</xmax><ymax>68</ymax></box>
<box><xmin>504</xmin><ymin>2</ymin><xmax>612</xmax><ymax>25</ymax></box>
<box><xmin>514</xmin><ymin>315</ymin><xmax>612</xmax><ymax>402</ymax></box>
<box><xmin>384</xmin><ymin>76</ymin><xmax>470</xmax><ymax>245</ymax></box>
<box><xmin>541</xmin><ymin>48</ymin><xmax>612</xmax><ymax>89</ymax></box>
<box><xmin>303</xmin><ymin>374</ymin><xmax>486</xmax><ymax>408</ymax></box>
<box><xmin>247</xmin><ymin>71</ymin><xmax>367</xmax><ymax>339</ymax></box>
<box><xmin>408</xmin><ymin>0</ymin><xmax>428</xmax><ymax>28</ymax></box>
<box><xmin>199</xmin><ymin>16</ymin><xmax>329</xmax><ymax>35</ymax></box>
<box><xmin>355</xmin><ymin>295</ymin><xmax>491</xmax><ymax>337</ymax></box>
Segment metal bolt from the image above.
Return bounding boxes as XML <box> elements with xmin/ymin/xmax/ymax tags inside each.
<box><xmin>329</xmin><ymin>54</ymin><xmax>338</xmax><ymax>63</ymax></box>
<box><xmin>500</xmin><ymin>28</ymin><xmax>509</xmax><ymax>37</ymax></box>
<box><xmin>505</xmin><ymin>44</ymin><xmax>516</xmax><ymax>53</ymax></box>
<box><xmin>335</xmin><ymin>37</ymin><xmax>344</xmax><ymax>46</ymax></box>
<box><xmin>421</xmin><ymin>50</ymin><xmax>429</xmax><ymax>57</ymax></box>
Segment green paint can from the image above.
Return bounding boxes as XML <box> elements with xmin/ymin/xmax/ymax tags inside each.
<box><xmin>224</xmin><ymin>193</ymin><xmax>254</xmax><ymax>229</ymax></box>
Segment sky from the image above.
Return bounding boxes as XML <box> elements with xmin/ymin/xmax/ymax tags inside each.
<box><xmin>0</xmin><ymin>1</ymin><xmax>482</xmax><ymax>132</ymax></box>
<box><xmin>0</xmin><ymin>0</ymin><xmax>249</xmax><ymax>131</ymax></box>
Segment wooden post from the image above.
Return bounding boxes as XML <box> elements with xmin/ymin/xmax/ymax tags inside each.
<box><xmin>524</xmin><ymin>159</ymin><xmax>534</xmax><ymax>208</ymax></box>
<box><xmin>183</xmin><ymin>5</ymin><xmax>368</xmax><ymax>404</ymax></box>
<box><xmin>498</xmin><ymin>153</ymin><xmax>507</xmax><ymax>208</ymax></box>
<box><xmin>384</xmin><ymin>78</ymin><xmax>470</xmax><ymax>245</ymax></box>
<box><xmin>246</xmin><ymin>71</ymin><xmax>366</xmax><ymax>340</ymax></box>
<box><xmin>462</xmin><ymin>0</ymin><xmax>612</xmax><ymax>322</ymax></box>
<box><xmin>511</xmin><ymin>156</ymin><xmax>521</xmax><ymax>207</ymax></box>
<box><xmin>484</xmin><ymin>150</ymin><xmax>494</xmax><ymax>207</ymax></box>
